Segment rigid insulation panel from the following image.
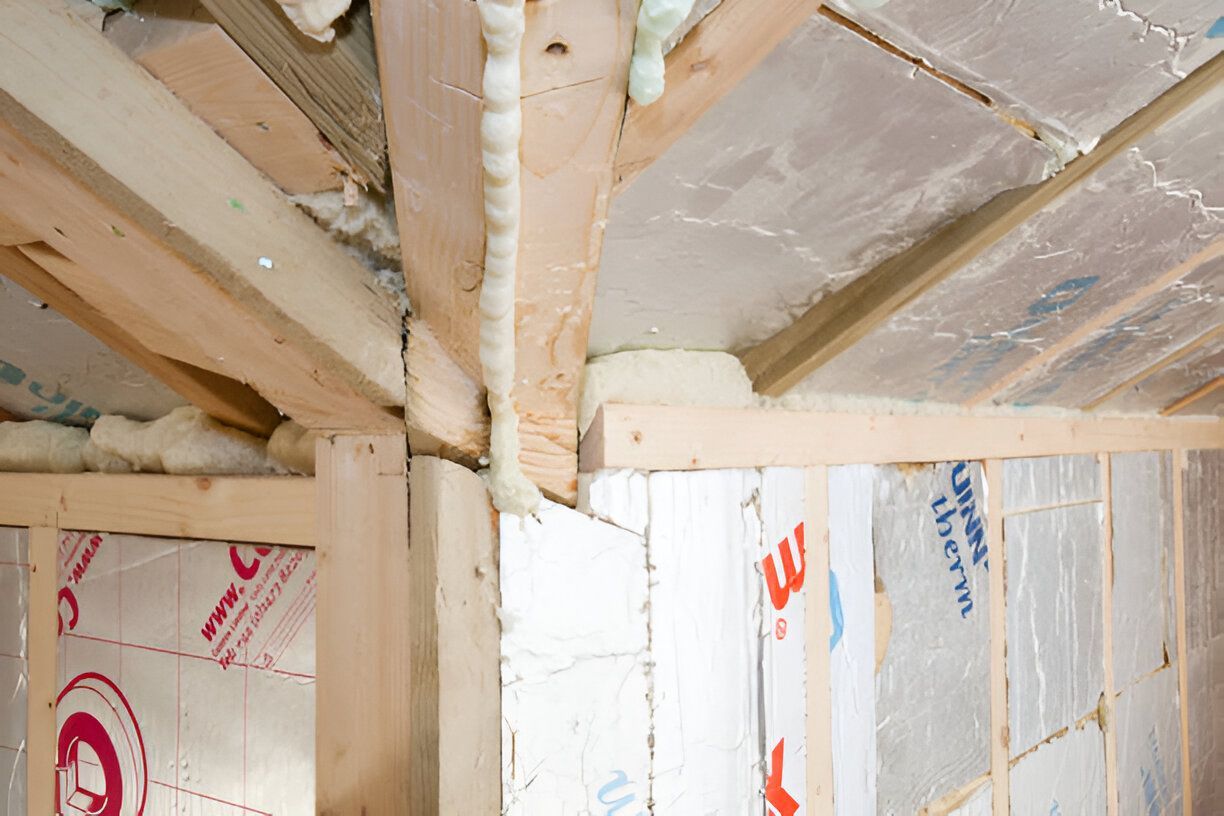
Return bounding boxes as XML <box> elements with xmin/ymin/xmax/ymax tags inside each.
<box><xmin>499</xmin><ymin>502</ymin><xmax>651</xmax><ymax>815</ymax></box>
<box><xmin>1004</xmin><ymin>454</ymin><xmax>1101</xmax><ymax>512</ymax></box>
<box><xmin>830</xmin><ymin>0</ymin><xmax>1223</xmax><ymax>150</ymax></box>
<box><xmin>591</xmin><ymin>12</ymin><xmax>1052</xmax><ymax>356</ymax></box>
<box><xmin>873</xmin><ymin>462</ymin><xmax>991</xmax><ymax>812</ymax></box>
<box><xmin>1004</xmin><ymin>456</ymin><xmax>1105</xmax><ymax>756</ymax></box>
<box><xmin>828</xmin><ymin>464</ymin><xmax>876</xmax><ymax>814</ymax></box>
<box><xmin>1008</xmin><ymin>725</ymin><xmax>1107</xmax><ymax>815</ymax></box>
<box><xmin>998</xmin><ymin>254</ymin><xmax>1224</xmax><ymax>408</ymax></box>
<box><xmin>647</xmin><ymin>469</ymin><xmax>764</xmax><ymax>813</ymax></box>
<box><xmin>0</xmin><ymin>527</ymin><xmax>27</xmax><ymax>816</ymax></box>
<box><xmin>0</xmin><ymin>275</ymin><xmax>185</xmax><ymax>424</ymax></box>
<box><xmin>1101</xmin><ymin>341</ymin><xmax>1224</xmax><ymax>415</ymax></box>
<box><xmin>794</xmin><ymin>88</ymin><xmax>1223</xmax><ymax>406</ymax></box>
<box><xmin>1114</xmin><ymin>666</ymin><xmax>1183</xmax><ymax>814</ymax></box>
<box><xmin>1185</xmin><ymin>448</ymin><xmax>1224</xmax><ymax>812</ymax></box>
<box><xmin>54</xmin><ymin>531</ymin><xmax>315</xmax><ymax>814</ymax></box>
<box><xmin>1110</xmin><ymin>452</ymin><xmax>1178</xmax><ymax>692</ymax></box>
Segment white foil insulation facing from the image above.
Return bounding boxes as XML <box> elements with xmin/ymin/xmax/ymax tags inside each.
<box><xmin>53</xmin><ymin>532</ymin><xmax>315</xmax><ymax>814</ymax></box>
<box><xmin>1115</xmin><ymin>666</ymin><xmax>1183</xmax><ymax>813</ymax></box>
<box><xmin>1008</xmin><ymin>724</ymin><xmax>1107</xmax><ymax>814</ymax></box>
<box><xmin>0</xmin><ymin>527</ymin><xmax>28</xmax><ymax>816</ymax></box>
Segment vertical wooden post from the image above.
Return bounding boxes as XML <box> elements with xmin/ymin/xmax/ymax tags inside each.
<box><xmin>805</xmin><ymin>465</ymin><xmax>833</xmax><ymax>812</ymax></box>
<box><xmin>985</xmin><ymin>459</ymin><xmax>1009</xmax><ymax>815</ymax></box>
<box><xmin>408</xmin><ymin>456</ymin><xmax>501</xmax><ymax>814</ymax></box>
<box><xmin>27</xmin><ymin>526</ymin><xmax>57</xmax><ymax>815</ymax></box>
<box><xmin>1100</xmin><ymin>453</ymin><xmax>1120</xmax><ymax>816</ymax></box>
<box><xmin>1172</xmin><ymin>447</ymin><xmax>1193</xmax><ymax>814</ymax></box>
<box><xmin>315</xmin><ymin>434</ymin><xmax>411</xmax><ymax>815</ymax></box>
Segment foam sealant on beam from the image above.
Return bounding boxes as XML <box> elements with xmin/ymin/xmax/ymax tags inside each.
<box><xmin>0</xmin><ymin>526</ymin><xmax>28</xmax><ymax>813</ymax></box>
<box><xmin>627</xmin><ymin>0</ymin><xmax>698</xmax><ymax>104</ymax></box>
<box><xmin>499</xmin><ymin>502</ymin><xmax>651</xmax><ymax>813</ymax></box>
<box><xmin>873</xmin><ymin>462</ymin><xmax>991</xmax><ymax>811</ymax></box>
<box><xmin>828</xmin><ymin>464</ymin><xmax>876</xmax><ymax>814</ymax></box>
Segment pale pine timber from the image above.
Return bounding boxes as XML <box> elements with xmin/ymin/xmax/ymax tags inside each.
<box><xmin>741</xmin><ymin>53</ymin><xmax>1224</xmax><ymax>397</ymax></box>
<box><xmin>27</xmin><ymin>526</ymin><xmax>57</xmax><ymax>816</ymax></box>
<box><xmin>985</xmin><ymin>459</ymin><xmax>1009</xmax><ymax>815</ymax></box>
<box><xmin>805</xmin><ymin>465</ymin><xmax>834</xmax><ymax>813</ymax></box>
<box><xmin>1084</xmin><ymin>324</ymin><xmax>1224</xmax><ymax>411</ymax></box>
<box><xmin>1162</xmin><ymin>376</ymin><xmax>1224</xmax><ymax>417</ymax></box>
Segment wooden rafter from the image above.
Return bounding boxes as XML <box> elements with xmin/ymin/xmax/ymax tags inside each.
<box><xmin>197</xmin><ymin>0</ymin><xmax>386</xmax><ymax>189</ymax></box>
<box><xmin>741</xmin><ymin>52</ymin><xmax>1224</xmax><ymax>397</ymax></box>
<box><xmin>613</xmin><ymin>0</ymin><xmax>820</xmax><ymax>193</ymax></box>
<box><xmin>374</xmin><ymin>0</ymin><xmax>638</xmax><ymax>503</ymax></box>
<box><xmin>1084</xmin><ymin>323</ymin><xmax>1224</xmax><ymax>411</ymax></box>
<box><xmin>0</xmin><ymin>0</ymin><xmax>404</xmax><ymax>432</ymax></box>
<box><xmin>1162</xmin><ymin>376</ymin><xmax>1224</xmax><ymax>416</ymax></box>
<box><xmin>1</xmin><ymin>244</ymin><xmax>282</xmax><ymax>436</ymax></box>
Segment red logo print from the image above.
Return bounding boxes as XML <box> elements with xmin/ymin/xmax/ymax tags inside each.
<box><xmin>763</xmin><ymin>523</ymin><xmax>806</xmax><ymax>611</ymax></box>
<box><xmin>56</xmin><ymin>673</ymin><xmax>147</xmax><ymax>815</ymax></box>
<box><xmin>765</xmin><ymin>738</ymin><xmax>799</xmax><ymax>816</ymax></box>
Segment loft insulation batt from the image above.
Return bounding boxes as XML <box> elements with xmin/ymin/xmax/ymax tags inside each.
<box><xmin>1102</xmin><ymin>342</ymin><xmax>1224</xmax><ymax>415</ymax></box>
<box><xmin>794</xmin><ymin>89</ymin><xmax>1224</xmax><ymax>405</ymax></box>
<box><xmin>999</xmin><ymin>254</ymin><xmax>1223</xmax><ymax>409</ymax></box>
<box><xmin>1008</xmin><ymin>724</ymin><xmax>1107</xmax><ymax>815</ymax></box>
<box><xmin>498</xmin><ymin>501</ymin><xmax>651</xmax><ymax>814</ymax></box>
<box><xmin>90</xmin><ymin>406</ymin><xmax>287</xmax><ymax>475</ymax></box>
<box><xmin>831</xmin><ymin>0</ymin><xmax>1223</xmax><ymax>151</ymax></box>
<box><xmin>1185</xmin><ymin>449</ymin><xmax>1224</xmax><ymax>811</ymax></box>
<box><xmin>1114</xmin><ymin>667</ymin><xmax>1184</xmax><ymax>814</ymax></box>
<box><xmin>0</xmin><ymin>276</ymin><xmax>185</xmax><ymax>424</ymax></box>
<box><xmin>590</xmin><ymin>14</ymin><xmax>1052</xmax><ymax>356</ymax></box>
<box><xmin>1110</xmin><ymin>452</ymin><xmax>1178</xmax><ymax>692</ymax></box>
<box><xmin>872</xmin><ymin>462</ymin><xmax>991</xmax><ymax>811</ymax></box>
<box><xmin>52</xmin><ymin>531</ymin><xmax>316</xmax><ymax>813</ymax></box>
<box><xmin>0</xmin><ymin>527</ymin><xmax>27</xmax><ymax>816</ymax></box>
<box><xmin>1004</xmin><ymin>456</ymin><xmax>1105</xmax><ymax>756</ymax></box>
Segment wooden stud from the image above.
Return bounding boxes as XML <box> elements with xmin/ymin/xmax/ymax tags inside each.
<box><xmin>408</xmin><ymin>456</ymin><xmax>500</xmax><ymax>815</ymax></box>
<box><xmin>985</xmin><ymin>459</ymin><xmax>1009</xmax><ymax>815</ymax></box>
<box><xmin>1099</xmin><ymin>454</ymin><xmax>1119</xmax><ymax>816</ymax></box>
<box><xmin>1171</xmin><ymin>448</ymin><xmax>1193</xmax><ymax>814</ymax></box>
<box><xmin>375</xmin><ymin>0</ymin><xmax>639</xmax><ymax>504</ymax></box>
<box><xmin>26</xmin><ymin>526</ymin><xmax>57</xmax><ymax>816</ymax></box>
<box><xmin>804</xmin><ymin>465</ymin><xmax>834</xmax><ymax>813</ymax></box>
<box><xmin>741</xmin><ymin>54</ymin><xmax>1224</xmax><ymax>397</ymax></box>
<box><xmin>581</xmin><ymin>404</ymin><xmax>1224</xmax><ymax>472</ymax></box>
<box><xmin>0</xmin><ymin>473</ymin><xmax>315</xmax><ymax>546</ymax></box>
<box><xmin>1084</xmin><ymin>324</ymin><xmax>1224</xmax><ymax>411</ymax></box>
<box><xmin>315</xmin><ymin>434</ymin><xmax>411</xmax><ymax>814</ymax></box>
<box><xmin>2</xmin><ymin>244</ymin><xmax>282</xmax><ymax>437</ymax></box>
<box><xmin>1161</xmin><ymin>376</ymin><xmax>1224</xmax><ymax>417</ymax></box>
<box><xmin>613</xmin><ymin>0</ymin><xmax>819</xmax><ymax>193</ymax></box>
<box><xmin>197</xmin><ymin>0</ymin><xmax>386</xmax><ymax>189</ymax></box>
<box><xmin>0</xmin><ymin>0</ymin><xmax>405</xmax><ymax>432</ymax></box>
<box><xmin>0</xmin><ymin>211</ymin><xmax>36</xmax><ymax>246</ymax></box>
<box><xmin>105</xmin><ymin>0</ymin><xmax>349</xmax><ymax>195</ymax></box>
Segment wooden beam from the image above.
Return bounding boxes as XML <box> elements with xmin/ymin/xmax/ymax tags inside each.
<box><xmin>105</xmin><ymin>0</ymin><xmax>349</xmax><ymax>195</ymax></box>
<box><xmin>408</xmin><ymin>456</ymin><xmax>500</xmax><ymax>815</ymax></box>
<box><xmin>1084</xmin><ymin>324</ymin><xmax>1224</xmax><ymax>411</ymax></box>
<box><xmin>2</xmin><ymin>244</ymin><xmax>282</xmax><ymax>436</ymax></box>
<box><xmin>613</xmin><ymin>0</ymin><xmax>819</xmax><ymax>193</ymax></box>
<box><xmin>804</xmin><ymin>465</ymin><xmax>833</xmax><ymax>813</ymax></box>
<box><xmin>375</xmin><ymin>0</ymin><xmax>639</xmax><ymax>504</ymax></box>
<box><xmin>315</xmin><ymin>433</ymin><xmax>411</xmax><ymax>814</ymax></box>
<box><xmin>26</xmin><ymin>526</ymin><xmax>57</xmax><ymax>816</ymax></box>
<box><xmin>197</xmin><ymin>0</ymin><xmax>386</xmax><ymax>189</ymax></box>
<box><xmin>1161</xmin><ymin>376</ymin><xmax>1224</xmax><ymax>416</ymax></box>
<box><xmin>0</xmin><ymin>407</ymin><xmax>17</xmax><ymax>422</ymax></box>
<box><xmin>1100</xmin><ymin>454</ymin><xmax>1120</xmax><ymax>816</ymax></box>
<box><xmin>580</xmin><ymin>403</ymin><xmax>1224</xmax><ymax>471</ymax></box>
<box><xmin>985</xmin><ymin>459</ymin><xmax>1009</xmax><ymax>816</ymax></box>
<box><xmin>741</xmin><ymin>53</ymin><xmax>1224</xmax><ymax>397</ymax></box>
<box><xmin>0</xmin><ymin>473</ymin><xmax>315</xmax><ymax>545</ymax></box>
<box><xmin>1171</xmin><ymin>449</ymin><xmax>1193</xmax><ymax>812</ymax></box>
<box><xmin>0</xmin><ymin>0</ymin><xmax>404</xmax><ymax>432</ymax></box>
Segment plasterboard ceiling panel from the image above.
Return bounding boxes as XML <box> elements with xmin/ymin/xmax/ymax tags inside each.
<box><xmin>0</xmin><ymin>275</ymin><xmax>185</xmax><ymax>424</ymax></box>
<box><xmin>830</xmin><ymin>0</ymin><xmax>1223</xmax><ymax>151</ymax></box>
<box><xmin>792</xmin><ymin>86</ymin><xmax>1223</xmax><ymax>405</ymax></box>
<box><xmin>997</xmin><ymin>253</ymin><xmax>1223</xmax><ymax>409</ymax></box>
<box><xmin>1099</xmin><ymin>341</ymin><xmax>1223</xmax><ymax>414</ymax></box>
<box><xmin>589</xmin><ymin>13</ymin><xmax>1053</xmax><ymax>356</ymax></box>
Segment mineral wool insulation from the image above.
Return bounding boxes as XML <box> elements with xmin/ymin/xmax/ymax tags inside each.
<box><xmin>1</xmin><ymin>527</ymin><xmax>28</xmax><ymax>816</ymax></box>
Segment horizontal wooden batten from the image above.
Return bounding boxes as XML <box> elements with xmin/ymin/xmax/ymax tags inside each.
<box><xmin>580</xmin><ymin>403</ymin><xmax>1224</xmax><ymax>471</ymax></box>
<box><xmin>0</xmin><ymin>473</ymin><xmax>315</xmax><ymax>546</ymax></box>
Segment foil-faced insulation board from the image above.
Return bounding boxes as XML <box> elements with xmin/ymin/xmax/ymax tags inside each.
<box><xmin>0</xmin><ymin>275</ymin><xmax>186</xmax><ymax>424</ymax></box>
<box><xmin>794</xmin><ymin>88</ymin><xmax>1223</xmax><ymax>406</ymax></box>
<box><xmin>873</xmin><ymin>462</ymin><xmax>991</xmax><ymax>812</ymax></box>
<box><xmin>998</xmin><ymin>254</ymin><xmax>1223</xmax><ymax>409</ymax></box>
<box><xmin>1004</xmin><ymin>456</ymin><xmax>1104</xmax><ymax>756</ymax></box>
<box><xmin>591</xmin><ymin>12</ymin><xmax>1052</xmax><ymax>356</ymax></box>
<box><xmin>1115</xmin><ymin>666</ymin><xmax>1183</xmax><ymax>813</ymax></box>
<box><xmin>830</xmin><ymin>0</ymin><xmax>1223</xmax><ymax>150</ymax></box>
<box><xmin>1</xmin><ymin>527</ymin><xmax>27</xmax><ymax>816</ymax></box>
<box><xmin>53</xmin><ymin>531</ymin><xmax>315</xmax><ymax>814</ymax></box>
<box><xmin>1185</xmin><ymin>448</ymin><xmax>1224</xmax><ymax>811</ymax></box>
<box><xmin>1008</xmin><ymin>724</ymin><xmax>1107</xmax><ymax>814</ymax></box>
<box><xmin>1101</xmin><ymin>341</ymin><xmax>1224</xmax><ymax>415</ymax></box>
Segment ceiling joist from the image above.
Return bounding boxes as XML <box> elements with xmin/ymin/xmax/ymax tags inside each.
<box><xmin>1085</xmin><ymin>324</ymin><xmax>1224</xmax><ymax>412</ymax></box>
<box><xmin>740</xmin><ymin>51</ymin><xmax>1224</xmax><ymax>398</ymax></box>
<box><xmin>1163</xmin><ymin>376</ymin><xmax>1224</xmax><ymax>417</ymax></box>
